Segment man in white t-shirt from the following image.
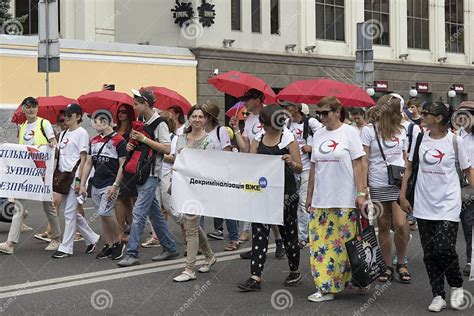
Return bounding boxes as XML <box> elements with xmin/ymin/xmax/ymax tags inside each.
<box><xmin>118</xmin><ymin>88</ymin><xmax>178</xmax><ymax>267</ymax></box>
<box><xmin>0</xmin><ymin>97</ymin><xmax>60</xmax><ymax>255</ymax></box>
<box><xmin>456</xmin><ymin>101</ymin><xmax>474</xmax><ymax>276</ymax></box>
<box><xmin>280</xmin><ymin>101</ymin><xmax>322</xmax><ymax>248</ymax></box>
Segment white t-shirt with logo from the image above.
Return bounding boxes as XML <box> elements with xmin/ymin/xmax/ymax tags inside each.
<box><xmin>21</xmin><ymin>119</ymin><xmax>55</xmax><ymax>145</ymax></box>
<box><xmin>409</xmin><ymin>131</ymin><xmax>471</xmax><ymax>222</ymax></box>
<box><xmin>58</xmin><ymin>127</ymin><xmax>89</xmax><ymax>173</ymax></box>
<box><xmin>176</xmin><ymin>125</ymin><xmax>185</xmax><ymax>137</ymax></box>
<box><xmin>289</xmin><ymin>117</ymin><xmax>322</xmax><ymax>171</ymax></box>
<box><xmin>402</xmin><ymin>120</ymin><xmax>422</xmax><ymax>154</ymax></box>
<box><xmin>310</xmin><ymin>124</ymin><xmax>365</xmax><ymax>208</ymax></box>
<box><xmin>242</xmin><ymin>113</ymin><xmax>263</xmax><ymax>141</ymax></box>
<box><xmin>361</xmin><ymin>124</ymin><xmax>408</xmax><ymax>188</ymax></box>
<box><xmin>458</xmin><ymin>129</ymin><xmax>474</xmax><ymax>168</ymax></box>
<box><xmin>208</xmin><ymin>126</ymin><xmax>231</xmax><ymax>150</ymax></box>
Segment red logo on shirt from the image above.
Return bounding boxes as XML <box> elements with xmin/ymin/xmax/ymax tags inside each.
<box><xmin>59</xmin><ymin>138</ymin><xmax>69</xmax><ymax>150</ymax></box>
<box><xmin>422</xmin><ymin>149</ymin><xmax>445</xmax><ymax>165</ymax></box>
<box><xmin>23</xmin><ymin>130</ymin><xmax>34</xmax><ymax>142</ymax></box>
<box><xmin>318</xmin><ymin>140</ymin><xmax>339</xmax><ymax>154</ymax></box>
<box><xmin>294</xmin><ymin>128</ymin><xmax>303</xmax><ymax>138</ymax></box>
<box><xmin>382</xmin><ymin>137</ymin><xmax>400</xmax><ymax>149</ymax></box>
<box><xmin>252</xmin><ymin>123</ymin><xmax>263</xmax><ymax>135</ymax></box>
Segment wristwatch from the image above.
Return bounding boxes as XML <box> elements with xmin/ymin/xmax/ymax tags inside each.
<box><xmin>356</xmin><ymin>191</ymin><xmax>367</xmax><ymax>197</ymax></box>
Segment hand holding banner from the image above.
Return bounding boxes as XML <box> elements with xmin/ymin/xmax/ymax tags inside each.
<box><xmin>0</xmin><ymin>143</ymin><xmax>54</xmax><ymax>201</ymax></box>
<box><xmin>172</xmin><ymin>148</ymin><xmax>285</xmax><ymax>225</ymax></box>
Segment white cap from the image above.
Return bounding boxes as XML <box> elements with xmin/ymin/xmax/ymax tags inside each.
<box><xmin>389</xmin><ymin>93</ymin><xmax>405</xmax><ymax>113</ymax></box>
<box><xmin>301</xmin><ymin>103</ymin><xmax>310</xmax><ymax>115</ymax></box>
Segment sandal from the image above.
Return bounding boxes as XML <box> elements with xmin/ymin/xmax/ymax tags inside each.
<box><xmin>396</xmin><ymin>263</ymin><xmax>412</xmax><ymax>284</ymax></box>
<box><xmin>223</xmin><ymin>241</ymin><xmax>240</xmax><ymax>251</ymax></box>
<box><xmin>379</xmin><ymin>266</ymin><xmax>394</xmax><ymax>283</ymax></box>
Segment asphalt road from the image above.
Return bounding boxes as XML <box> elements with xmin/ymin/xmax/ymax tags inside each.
<box><xmin>0</xmin><ymin>199</ymin><xmax>473</xmax><ymax>315</ymax></box>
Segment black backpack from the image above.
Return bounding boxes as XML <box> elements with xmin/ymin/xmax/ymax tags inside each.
<box><xmin>301</xmin><ymin>113</ymin><xmax>314</xmax><ymax>159</ymax></box>
<box><xmin>406</xmin><ymin>123</ymin><xmax>415</xmax><ymax>154</ymax></box>
<box><xmin>123</xmin><ymin>117</ymin><xmax>166</xmax><ymax>185</ymax></box>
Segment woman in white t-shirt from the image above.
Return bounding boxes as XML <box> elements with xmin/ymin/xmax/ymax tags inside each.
<box><xmin>305</xmin><ymin>96</ymin><xmax>367</xmax><ymax>302</ymax></box>
<box><xmin>361</xmin><ymin>94</ymin><xmax>411</xmax><ymax>284</ymax></box>
<box><xmin>52</xmin><ymin>104</ymin><xmax>100</xmax><ymax>259</ymax></box>
<box><xmin>400</xmin><ymin>101</ymin><xmax>473</xmax><ymax>312</ymax></box>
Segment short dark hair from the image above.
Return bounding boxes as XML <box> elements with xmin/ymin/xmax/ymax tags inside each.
<box><xmin>350</xmin><ymin>107</ymin><xmax>366</xmax><ymax>118</ymax></box>
<box><xmin>259</xmin><ymin>104</ymin><xmax>285</xmax><ymax>130</ymax></box>
<box><xmin>21</xmin><ymin>97</ymin><xmax>38</xmax><ymax>107</ymax></box>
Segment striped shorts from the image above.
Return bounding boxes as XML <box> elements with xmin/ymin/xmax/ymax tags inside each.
<box><xmin>370</xmin><ymin>185</ymin><xmax>400</xmax><ymax>203</ymax></box>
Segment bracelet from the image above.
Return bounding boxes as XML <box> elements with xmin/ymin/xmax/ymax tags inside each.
<box><xmin>356</xmin><ymin>191</ymin><xmax>367</xmax><ymax>197</ymax></box>
<box><xmin>141</xmin><ymin>136</ymin><xmax>148</xmax><ymax>143</ymax></box>
<box><xmin>113</xmin><ymin>182</ymin><xmax>120</xmax><ymax>188</ymax></box>
<box><xmin>75</xmin><ymin>177</ymin><xmax>81</xmax><ymax>183</ymax></box>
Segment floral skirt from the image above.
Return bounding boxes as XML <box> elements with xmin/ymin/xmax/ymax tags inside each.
<box><xmin>309</xmin><ymin>208</ymin><xmax>358</xmax><ymax>293</ymax></box>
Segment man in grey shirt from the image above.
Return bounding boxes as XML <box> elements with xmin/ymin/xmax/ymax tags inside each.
<box><xmin>118</xmin><ymin>88</ymin><xmax>178</xmax><ymax>267</ymax></box>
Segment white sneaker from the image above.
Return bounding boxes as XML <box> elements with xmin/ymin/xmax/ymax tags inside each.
<box><xmin>307</xmin><ymin>290</ymin><xmax>334</xmax><ymax>302</ymax></box>
<box><xmin>428</xmin><ymin>296</ymin><xmax>446</xmax><ymax>312</ymax></box>
<box><xmin>0</xmin><ymin>242</ymin><xmax>14</xmax><ymax>255</ymax></box>
<box><xmin>198</xmin><ymin>256</ymin><xmax>217</xmax><ymax>273</ymax></box>
<box><xmin>450</xmin><ymin>287</ymin><xmax>464</xmax><ymax>310</ymax></box>
<box><xmin>45</xmin><ymin>240</ymin><xmax>60</xmax><ymax>251</ymax></box>
<box><xmin>20</xmin><ymin>223</ymin><xmax>34</xmax><ymax>232</ymax></box>
<box><xmin>173</xmin><ymin>271</ymin><xmax>196</xmax><ymax>282</ymax></box>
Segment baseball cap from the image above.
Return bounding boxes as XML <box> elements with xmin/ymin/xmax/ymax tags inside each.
<box><xmin>301</xmin><ymin>103</ymin><xmax>310</xmax><ymax>115</ymax></box>
<box><xmin>91</xmin><ymin>109</ymin><xmax>114</xmax><ymax>125</ymax></box>
<box><xmin>459</xmin><ymin>101</ymin><xmax>474</xmax><ymax>111</ymax></box>
<box><xmin>131</xmin><ymin>88</ymin><xmax>156</xmax><ymax>107</ymax></box>
<box><xmin>64</xmin><ymin>103</ymin><xmax>83</xmax><ymax>116</ymax></box>
<box><xmin>241</xmin><ymin>89</ymin><xmax>264</xmax><ymax>101</ymax></box>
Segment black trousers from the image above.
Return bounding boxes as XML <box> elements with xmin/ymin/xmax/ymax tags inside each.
<box><xmin>250</xmin><ymin>193</ymin><xmax>300</xmax><ymax>277</ymax></box>
<box><xmin>460</xmin><ymin>200</ymin><xmax>474</xmax><ymax>262</ymax></box>
<box><xmin>417</xmin><ymin>219</ymin><xmax>463</xmax><ymax>299</ymax></box>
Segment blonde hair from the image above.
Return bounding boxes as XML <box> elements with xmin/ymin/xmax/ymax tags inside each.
<box><xmin>373</xmin><ymin>95</ymin><xmax>403</xmax><ymax>140</ymax></box>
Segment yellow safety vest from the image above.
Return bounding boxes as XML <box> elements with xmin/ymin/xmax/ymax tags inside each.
<box><xmin>18</xmin><ymin>118</ymin><xmax>50</xmax><ymax>146</ymax></box>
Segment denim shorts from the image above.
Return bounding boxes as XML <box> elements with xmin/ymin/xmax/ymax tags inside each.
<box><xmin>91</xmin><ymin>185</ymin><xmax>117</xmax><ymax>217</ymax></box>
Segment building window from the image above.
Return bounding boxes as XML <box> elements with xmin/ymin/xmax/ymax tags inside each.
<box><xmin>270</xmin><ymin>0</ymin><xmax>279</xmax><ymax>35</ymax></box>
<box><xmin>231</xmin><ymin>0</ymin><xmax>241</xmax><ymax>31</ymax></box>
<box><xmin>15</xmin><ymin>0</ymin><xmax>39</xmax><ymax>35</ymax></box>
<box><xmin>251</xmin><ymin>0</ymin><xmax>261</xmax><ymax>33</ymax></box>
<box><xmin>315</xmin><ymin>0</ymin><xmax>345</xmax><ymax>41</ymax></box>
<box><xmin>445</xmin><ymin>0</ymin><xmax>464</xmax><ymax>53</ymax></box>
<box><xmin>364</xmin><ymin>0</ymin><xmax>390</xmax><ymax>46</ymax></box>
<box><xmin>407</xmin><ymin>0</ymin><xmax>429</xmax><ymax>49</ymax></box>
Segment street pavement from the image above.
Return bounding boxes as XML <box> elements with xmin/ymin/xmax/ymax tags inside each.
<box><xmin>0</xmin><ymin>199</ymin><xmax>473</xmax><ymax>315</ymax></box>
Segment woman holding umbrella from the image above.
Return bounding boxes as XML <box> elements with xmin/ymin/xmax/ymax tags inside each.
<box><xmin>305</xmin><ymin>96</ymin><xmax>367</xmax><ymax>302</ymax></box>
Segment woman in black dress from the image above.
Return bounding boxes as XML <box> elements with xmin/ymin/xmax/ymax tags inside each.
<box><xmin>238</xmin><ymin>104</ymin><xmax>303</xmax><ymax>292</ymax></box>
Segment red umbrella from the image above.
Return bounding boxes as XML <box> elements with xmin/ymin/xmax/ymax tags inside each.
<box><xmin>143</xmin><ymin>86</ymin><xmax>192</xmax><ymax>114</ymax></box>
<box><xmin>277</xmin><ymin>78</ymin><xmax>375</xmax><ymax>107</ymax></box>
<box><xmin>77</xmin><ymin>90</ymin><xmax>134</xmax><ymax>115</ymax></box>
<box><xmin>225</xmin><ymin>101</ymin><xmax>247</xmax><ymax>120</ymax></box>
<box><xmin>208</xmin><ymin>71</ymin><xmax>276</xmax><ymax>104</ymax></box>
<box><xmin>11</xmin><ymin>96</ymin><xmax>77</xmax><ymax>125</ymax></box>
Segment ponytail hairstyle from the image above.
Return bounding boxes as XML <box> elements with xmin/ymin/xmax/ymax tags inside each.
<box><xmin>422</xmin><ymin>101</ymin><xmax>454</xmax><ymax>129</ymax></box>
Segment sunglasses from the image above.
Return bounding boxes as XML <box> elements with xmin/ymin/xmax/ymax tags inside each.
<box><xmin>118</xmin><ymin>110</ymin><xmax>128</xmax><ymax>114</ymax></box>
<box><xmin>58</xmin><ymin>119</ymin><xmax>65</xmax><ymax>123</ymax></box>
<box><xmin>315</xmin><ymin>110</ymin><xmax>334</xmax><ymax>117</ymax></box>
<box><xmin>65</xmin><ymin>113</ymin><xmax>74</xmax><ymax>118</ymax></box>
<box><xmin>243</xmin><ymin>111</ymin><xmax>250</xmax><ymax>117</ymax></box>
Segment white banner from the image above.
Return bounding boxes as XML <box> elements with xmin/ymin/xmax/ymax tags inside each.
<box><xmin>0</xmin><ymin>143</ymin><xmax>54</xmax><ymax>201</ymax></box>
<box><xmin>172</xmin><ymin>148</ymin><xmax>285</xmax><ymax>225</ymax></box>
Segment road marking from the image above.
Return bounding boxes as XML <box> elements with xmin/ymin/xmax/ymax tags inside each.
<box><xmin>0</xmin><ymin>245</ymin><xmax>276</xmax><ymax>299</ymax></box>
